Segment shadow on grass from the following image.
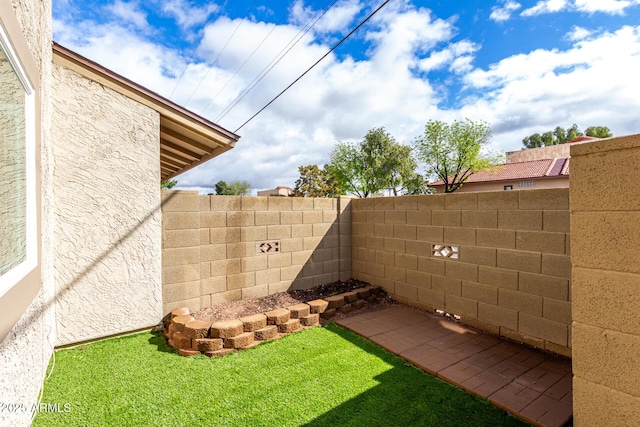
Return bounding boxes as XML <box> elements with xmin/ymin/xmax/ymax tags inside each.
<box><xmin>302</xmin><ymin>323</ymin><xmax>527</xmax><ymax>427</ymax></box>
<box><xmin>147</xmin><ymin>332</ymin><xmax>176</xmax><ymax>354</ymax></box>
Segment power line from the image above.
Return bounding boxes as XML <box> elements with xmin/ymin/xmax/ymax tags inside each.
<box><xmin>233</xmin><ymin>0</ymin><xmax>391</xmax><ymax>133</ymax></box>
<box><xmin>213</xmin><ymin>0</ymin><xmax>339</xmax><ymax>123</ymax></box>
<box><xmin>168</xmin><ymin>21</ymin><xmax>211</xmax><ymax>100</ymax></box>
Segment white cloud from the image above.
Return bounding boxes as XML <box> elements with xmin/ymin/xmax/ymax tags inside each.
<box><xmin>106</xmin><ymin>1</ymin><xmax>148</xmax><ymax>29</ymax></box>
<box><xmin>521</xmin><ymin>0</ymin><xmax>569</xmax><ymax>17</ymax></box>
<box><xmin>490</xmin><ymin>0</ymin><xmax>522</xmax><ymax>22</ymax></box>
<box><xmin>574</xmin><ymin>0</ymin><xmax>640</xmax><ymax>14</ymax></box>
<box><xmin>289</xmin><ymin>0</ymin><xmax>362</xmax><ymax>34</ymax></box>
<box><xmin>159</xmin><ymin>0</ymin><xmax>219</xmax><ymax>29</ymax></box>
<box><xmin>418</xmin><ymin>40</ymin><xmax>479</xmax><ymax>74</ymax></box>
<box><xmin>565</xmin><ymin>25</ymin><xmax>593</xmax><ymax>41</ymax></box>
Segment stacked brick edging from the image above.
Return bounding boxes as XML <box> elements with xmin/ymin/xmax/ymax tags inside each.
<box><xmin>163</xmin><ymin>286</ymin><xmax>384</xmax><ymax>357</ymax></box>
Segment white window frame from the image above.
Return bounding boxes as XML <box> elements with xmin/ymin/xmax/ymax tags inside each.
<box><xmin>0</xmin><ymin>20</ymin><xmax>38</xmax><ymax>298</ymax></box>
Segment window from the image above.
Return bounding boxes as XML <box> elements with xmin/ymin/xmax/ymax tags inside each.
<box><xmin>503</xmin><ymin>185</ymin><xmax>513</xmax><ymax>190</ymax></box>
<box><xmin>518</xmin><ymin>181</ymin><xmax>536</xmax><ymax>187</ymax></box>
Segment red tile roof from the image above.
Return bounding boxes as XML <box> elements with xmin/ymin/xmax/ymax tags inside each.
<box><xmin>430</xmin><ymin>158</ymin><xmax>570</xmax><ymax>186</ymax></box>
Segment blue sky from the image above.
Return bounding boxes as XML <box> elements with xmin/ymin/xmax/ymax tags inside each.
<box><xmin>53</xmin><ymin>0</ymin><xmax>640</xmax><ymax>193</ymax></box>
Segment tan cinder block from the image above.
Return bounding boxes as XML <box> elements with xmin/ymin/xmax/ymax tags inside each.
<box><xmin>324</xmin><ymin>234</ymin><xmax>339</xmax><ymax>248</ymax></box>
<box><xmin>356</xmin><ymin>247</ymin><xmax>375</xmax><ymax>262</ymax></box>
<box><xmin>280</xmin><ymin>264</ymin><xmax>303</xmax><ymax>281</ymax></box>
<box><xmin>543</xmin><ymin>298</ymin><xmax>571</xmax><ymax>325</ymax></box>
<box><xmin>395</xmin><ymin>253</ymin><xmax>417</xmax><ymax>270</ymax></box>
<box><xmin>366</xmin><ymin>261</ymin><xmax>385</xmax><ymax>278</ymax></box>
<box><xmin>499</xmin><ymin>327</ymin><xmax>545</xmax><ymax>350</ymax></box>
<box><xmin>210</xmin><ymin>227</ymin><xmax>241</xmax><ymax>244</ymax></box>
<box><xmin>498</xmin><ymin>288</ymin><xmax>542</xmax><ymax>316</ymax></box>
<box><xmin>292</xmin><ymin>197</ymin><xmax>314</xmax><ymax>211</ymax></box>
<box><xmin>268</xmin><ymin>253</ymin><xmax>292</xmax><ymax>268</ymax></box>
<box><xmin>211</xmin><ymin>259</ymin><xmax>241</xmax><ymax>276</ymax></box>
<box><xmin>461</xmin><ymin>210</ymin><xmax>497</xmax><ymax>229</ymax></box>
<box><xmin>365</xmin><ymin>236</ymin><xmax>383</xmax><ymax>250</ymax></box>
<box><xmin>394</xmin><ymin>196</ymin><xmax>418</xmax><ymax>210</ymax></box>
<box><xmin>227</xmin><ymin>211</ymin><xmax>255</xmax><ymax>226</ymax></box>
<box><xmin>352</xmin><ymin>234</ymin><xmax>366</xmax><ymax>248</ymax></box>
<box><xmin>201</xmin><ymin>262</ymin><xmax>211</xmax><ymax>279</ymax></box>
<box><xmin>313</xmin><ymin>197</ymin><xmax>333</xmax><ymax>211</ymax></box>
<box><xmin>385</xmin><ymin>210</ymin><xmax>407</xmax><ymax>224</ymax></box>
<box><xmin>384</xmin><ymin>238</ymin><xmax>406</xmax><ymax>253</ymax></box>
<box><xmin>519</xmin><ymin>188</ymin><xmax>569</xmax><ymax>210</ymax></box>
<box><xmin>163</xmin><ymin>281</ymin><xmax>200</xmax><ymax>303</ymax></box>
<box><xmin>477</xmin><ymin>191</ymin><xmax>519</xmax><ymax>210</ymax></box>
<box><xmin>242</xmin><ymin>256</ymin><xmax>268</xmax><ymax>272</ymax></box>
<box><xmin>385</xmin><ymin>265</ymin><xmax>407</xmax><ymax>282</ymax></box>
<box><xmin>322</xmin><ymin>210</ymin><xmax>336</xmax><ymax>223</ymax></box>
<box><xmin>415</xmin><ymin>194</ymin><xmax>443</xmax><ymax>210</ymax></box>
<box><xmin>199</xmin><ymin>195</ymin><xmax>211</xmax><ymax>212</ymax></box>
<box><xmin>375</xmin><ymin>249</ymin><xmax>393</xmax><ymax>265</ymax></box>
<box><xmin>418</xmin><ymin>287</ymin><xmax>445</xmax><ymax>308</ymax></box>
<box><xmin>394</xmin><ymin>224</ymin><xmax>417</xmax><ymax>240</ymax></box>
<box><xmin>476</xmin><ymin>229</ymin><xmax>515</xmax><ymax>249</ymax></box>
<box><xmin>394</xmin><ymin>282</ymin><xmax>418</xmax><ymax>301</ymax></box>
<box><xmin>210</xmin><ymin>196</ymin><xmax>242</xmax><ymax>211</ymax></box>
<box><xmin>227</xmin><ymin>272</ymin><xmax>255</xmax><ymax>290</ymax></box>
<box><xmin>313</xmin><ymin>273</ymin><xmax>334</xmax><ymax>287</ymax></box>
<box><xmin>210</xmin><ymin>290</ymin><xmax>242</xmax><ymax>305</ymax></box>
<box><xmin>291</xmin><ymin>224</ymin><xmax>313</xmax><ymax>238</ymax></box>
<box><xmin>199</xmin><ymin>211</ymin><xmax>226</xmax><ymax>228</ymax></box>
<box><xmin>374</xmin><ymin>223</ymin><xmax>394</xmax><ymax>238</ymax></box>
<box><xmin>271</xmin><ymin>280</ymin><xmax>295</xmax><ymax>293</ymax></box>
<box><xmin>431</xmin><ymin>210</ymin><xmax>461</xmax><ymax>227</ymax></box>
<box><xmin>242</xmin><ymin>284</ymin><xmax>269</xmax><ymax>299</ymax></box>
<box><xmin>266</xmin><ymin>196</ymin><xmax>292</xmax><ymax>211</ymax></box>
<box><xmin>163</xmin><ymin>264</ymin><xmax>200</xmax><ymax>285</ymax></box>
<box><xmin>200</xmin><ymin>295</ymin><xmax>211</xmax><ymax>309</ymax></box>
<box><xmin>367</xmin><ymin>210</ymin><xmax>385</xmax><ymax>224</ymax></box>
<box><xmin>291</xmin><ymin>250</ymin><xmax>313</xmax><ymax>265</ymax></box>
<box><xmin>573</xmin><ymin>377</ymin><xmax>640</xmax><ymax>426</ymax></box>
<box><xmin>459</xmin><ymin>246</ymin><xmax>496</xmax><ymax>267</ymax></box>
<box><xmin>573</xmin><ymin>268</ymin><xmax>640</xmax><ymax>336</ymax></box>
<box><xmin>281</xmin><ymin>210</ymin><xmax>303</xmax><ymax>224</ymax></box>
<box><xmin>544</xmin><ymin>341</ymin><xmax>571</xmax><ymax>358</ymax></box>
<box><xmin>376</xmin><ymin>277</ymin><xmax>395</xmax><ymax>294</ymax></box>
<box><xmin>323</xmin><ymin>259</ymin><xmax>339</xmax><ymax>274</ymax></box>
<box><xmin>445</xmin><ymin>261</ymin><xmax>478</xmax><ymax>281</ymax></box>
<box><xmin>161</xmin><ymin>191</ymin><xmax>199</xmax><ymax>212</ymax></box>
<box><xmin>164</xmin><ymin>298</ymin><xmax>200</xmax><ymax>316</ymax></box>
<box><xmin>543</xmin><ymin>210</ymin><xmax>570</xmax><ymax>233</ymax></box>
<box><xmin>280</xmin><ymin>238</ymin><xmax>303</xmax><ymax>253</ymax></box>
<box><xmin>478</xmin><ymin>303</ymin><xmax>518</xmax><ymax>330</ymax></box>
<box><xmin>574</xmin><ymin>322</ymin><xmax>640</xmax><ymax>397</ymax></box>
<box><xmin>432</xmin><ymin>275</ymin><xmax>462</xmax><ymax>295</ymax></box>
<box><xmin>572</xmin><ymin>211</ymin><xmax>640</xmax><ymax>274</ymax></box>
<box><xmin>200</xmin><ymin>228</ymin><xmax>210</xmax><ymax>245</ymax></box>
<box><xmin>303</xmin><ymin>210</ymin><xmax>323</xmax><ymax>225</ymax></box>
<box><xmin>462</xmin><ymin>281</ymin><xmax>498</xmax><ymax>305</ymax></box>
<box><xmin>374</xmin><ymin>197</ymin><xmax>394</xmax><ymax>211</ymax></box>
<box><xmin>163</xmin><ymin>229</ymin><xmax>201</xmax><ymax>248</ymax></box>
<box><xmin>311</xmin><ymin>248</ymin><xmax>333</xmax><ymax>263</ymax></box>
<box><xmin>445</xmin><ymin>294</ymin><xmax>478</xmax><ymax>318</ymax></box>
<box><xmin>255</xmin><ymin>211</ymin><xmax>280</xmax><ymax>226</ymax></box>
<box><xmin>406</xmin><ymin>240</ymin><xmax>432</xmax><ymax>257</ymax></box>
<box><xmin>352</xmin><ymin>210</ymin><xmax>367</xmax><ymax>223</ymax></box>
<box><xmin>241</xmin><ymin>196</ymin><xmax>268</xmax><ymax>211</ymax></box>
<box><xmin>163</xmin><ymin>212</ymin><xmax>199</xmax><ymax>230</ymax></box>
<box><xmin>519</xmin><ymin>272</ymin><xmax>569</xmax><ymax>300</ymax></box>
<box><xmin>444</xmin><ymin>192</ymin><xmax>478</xmax><ymax>210</ymax></box>
<box><xmin>406</xmin><ymin>210</ymin><xmax>431</xmax><ymax>225</ymax></box>
<box><xmin>516</xmin><ymin>231</ymin><xmax>566</xmax><ymax>255</ymax></box>
<box><xmin>407</xmin><ymin>270</ymin><xmax>431</xmax><ymax>288</ymax></box>
<box><xmin>267</xmin><ymin>224</ymin><xmax>291</xmax><ymax>239</ymax></box>
<box><xmin>443</xmin><ymin>227</ymin><xmax>476</xmax><ymax>245</ymax></box>
<box><xmin>498</xmin><ymin>210</ymin><xmax>542</xmax><ymax>230</ymax></box>
<box><xmin>418</xmin><ymin>257</ymin><xmax>446</xmax><ymax>275</ymax></box>
<box><xmin>227</xmin><ymin>242</ymin><xmax>255</xmax><ymax>258</ymax></box>
<box><xmin>541</xmin><ymin>254</ymin><xmax>571</xmax><ymax>278</ymax></box>
<box><xmin>497</xmin><ymin>249</ymin><xmax>541</xmax><ymax>273</ymax></box>
<box><xmin>353</xmin><ymin>222</ymin><xmax>373</xmax><ymax>236</ymax></box>
<box><xmin>302</xmin><ymin>262</ymin><xmax>323</xmax><ymax>277</ymax></box>
<box><xmin>313</xmin><ymin>223</ymin><xmax>332</xmax><ymax>237</ymax></box>
<box><xmin>202</xmin><ymin>276</ymin><xmax>226</xmax><ymax>295</ymax></box>
<box><xmin>417</xmin><ymin>226</ymin><xmax>444</xmax><ymax>242</ymax></box>
<box><xmin>519</xmin><ymin>313</ymin><xmax>568</xmax><ymax>345</ymax></box>
<box><xmin>478</xmin><ymin>266</ymin><xmax>518</xmax><ymax>290</ymax></box>
<box><xmin>200</xmin><ymin>244</ymin><xmax>226</xmax><ymax>262</ymax></box>
<box><xmin>463</xmin><ymin>317</ymin><xmax>500</xmax><ymax>336</ymax></box>
<box><xmin>240</xmin><ymin>226</ymin><xmax>266</xmax><ymax>242</ymax></box>
<box><xmin>163</xmin><ymin>247</ymin><xmax>200</xmax><ymax>267</ymax></box>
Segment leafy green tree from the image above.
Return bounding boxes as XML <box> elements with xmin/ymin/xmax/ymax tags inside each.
<box><xmin>161</xmin><ymin>179</ymin><xmax>178</xmax><ymax>189</ymax></box>
<box><xmin>329</xmin><ymin>127</ymin><xmax>421</xmax><ymax>197</ymax></box>
<box><xmin>215</xmin><ymin>180</ymin><xmax>251</xmax><ymax>195</ymax></box>
<box><xmin>294</xmin><ymin>164</ymin><xmax>342</xmax><ymax>197</ymax></box>
<box><xmin>413</xmin><ymin>119</ymin><xmax>501</xmax><ymax>193</ymax></box>
<box><xmin>522</xmin><ymin>124</ymin><xmax>612</xmax><ymax>148</ymax></box>
<box><xmin>585</xmin><ymin>126</ymin><xmax>612</xmax><ymax>138</ymax></box>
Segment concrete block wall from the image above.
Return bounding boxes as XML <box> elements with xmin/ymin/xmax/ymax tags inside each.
<box><xmin>351</xmin><ymin>189</ymin><xmax>571</xmax><ymax>356</ymax></box>
<box><xmin>570</xmin><ymin>135</ymin><xmax>640</xmax><ymax>424</ymax></box>
<box><xmin>162</xmin><ymin>191</ymin><xmax>351</xmax><ymax>315</ymax></box>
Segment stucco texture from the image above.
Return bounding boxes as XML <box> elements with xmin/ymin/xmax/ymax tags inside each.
<box><xmin>52</xmin><ymin>63</ymin><xmax>162</xmax><ymax>345</ymax></box>
<box><xmin>0</xmin><ymin>1</ymin><xmax>54</xmax><ymax>426</ymax></box>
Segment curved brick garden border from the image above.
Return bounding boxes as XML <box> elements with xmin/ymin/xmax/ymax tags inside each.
<box><xmin>163</xmin><ymin>286</ymin><xmax>384</xmax><ymax>357</ymax></box>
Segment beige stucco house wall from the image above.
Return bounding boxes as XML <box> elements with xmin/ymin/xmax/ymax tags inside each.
<box><xmin>443</xmin><ymin>177</ymin><xmax>569</xmax><ymax>193</ymax></box>
<box><xmin>0</xmin><ymin>1</ymin><xmax>55</xmax><ymax>426</ymax></box>
<box><xmin>51</xmin><ymin>62</ymin><xmax>163</xmax><ymax>345</ymax></box>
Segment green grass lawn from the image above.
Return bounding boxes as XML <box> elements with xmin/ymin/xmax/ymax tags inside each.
<box><xmin>34</xmin><ymin>323</ymin><xmax>528</xmax><ymax>426</ymax></box>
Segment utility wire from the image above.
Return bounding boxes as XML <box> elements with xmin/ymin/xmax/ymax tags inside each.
<box><xmin>214</xmin><ymin>0</ymin><xmax>339</xmax><ymax>123</ymax></box>
<box><xmin>233</xmin><ymin>0</ymin><xmax>391</xmax><ymax>133</ymax></box>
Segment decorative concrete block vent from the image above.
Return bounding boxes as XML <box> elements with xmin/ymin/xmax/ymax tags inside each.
<box><xmin>162</xmin><ymin>285</ymin><xmax>386</xmax><ymax>357</ymax></box>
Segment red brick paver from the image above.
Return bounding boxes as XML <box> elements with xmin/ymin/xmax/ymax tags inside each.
<box><xmin>336</xmin><ymin>305</ymin><xmax>572</xmax><ymax>427</ymax></box>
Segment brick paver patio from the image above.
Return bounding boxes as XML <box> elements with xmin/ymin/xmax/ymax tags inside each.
<box><xmin>336</xmin><ymin>305</ymin><xmax>572</xmax><ymax>427</ymax></box>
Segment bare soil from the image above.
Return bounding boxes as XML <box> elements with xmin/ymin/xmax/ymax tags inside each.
<box><xmin>192</xmin><ymin>279</ymin><xmax>397</xmax><ymax>324</ymax></box>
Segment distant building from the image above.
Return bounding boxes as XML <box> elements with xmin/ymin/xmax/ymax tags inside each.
<box><xmin>429</xmin><ymin>136</ymin><xmax>602</xmax><ymax>193</ymax></box>
<box><xmin>257</xmin><ymin>186</ymin><xmax>295</xmax><ymax>196</ymax></box>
